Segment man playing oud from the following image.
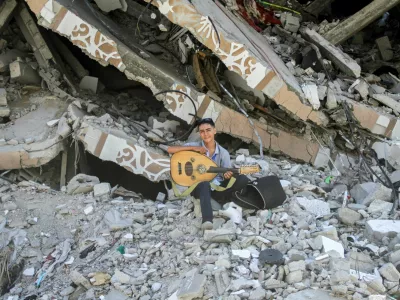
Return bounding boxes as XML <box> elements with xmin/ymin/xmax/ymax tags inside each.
<box><xmin>167</xmin><ymin>118</ymin><xmax>249</xmax><ymax>230</ymax></box>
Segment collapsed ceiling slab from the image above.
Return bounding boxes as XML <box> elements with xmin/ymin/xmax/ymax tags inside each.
<box><xmin>22</xmin><ymin>0</ymin><xmax>331</xmax><ymax>167</ymax></box>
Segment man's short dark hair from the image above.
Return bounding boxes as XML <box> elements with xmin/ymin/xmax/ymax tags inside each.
<box><xmin>197</xmin><ymin>118</ymin><xmax>215</xmax><ymax>128</ymax></box>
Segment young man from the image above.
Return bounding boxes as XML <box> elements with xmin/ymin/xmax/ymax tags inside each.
<box><xmin>167</xmin><ymin>118</ymin><xmax>249</xmax><ymax>230</ymax></box>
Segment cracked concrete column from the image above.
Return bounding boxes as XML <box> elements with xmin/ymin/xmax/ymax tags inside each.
<box><xmin>324</xmin><ymin>0</ymin><xmax>400</xmax><ymax>45</ymax></box>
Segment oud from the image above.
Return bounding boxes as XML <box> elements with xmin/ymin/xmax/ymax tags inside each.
<box><xmin>170</xmin><ymin>151</ymin><xmax>260</xmax><ymax>187</ymax></box>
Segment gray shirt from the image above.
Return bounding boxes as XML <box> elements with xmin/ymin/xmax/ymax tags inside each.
<box><xmin>184</xmin><ymin>141</ymin><xmax>231</xmax><ymax>183</ymax></box>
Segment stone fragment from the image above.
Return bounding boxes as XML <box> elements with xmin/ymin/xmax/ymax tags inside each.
<box><xmin>104</xmin><ymin>289</ymin><xmax>128</xmax><ymax>300</ymax></box>
<box><xmin>379</xmin><ymin>263</ymin><xmax>400</xmax><ymax>282</ymax></box>
<box><xmin>302</xmin><ymin>84</ymin><xmax>320</xmax><ymax>110</ymax></box>
<box><xmin>93</xmin><ymin>182</ymin><xmax>111</xmax><ymax>199</ymax></box>
<box><xmin>301</xmin><ymin>28</ymin><xmax>361</xmax><ymax>77</ymax></box>
<box><xmin>230</xmin><ymin>278</ymin><xmax>260</xmax><ymax>291</ymax></box>
<box><xmin>0</xmin><ymin>88</ymin><xmax>6</xmax><ymax>106</ymax></box>
<box><xmin>111</xmin><ymin>269</ymin><xmax>133</xmax><ymax>284</ymax></box>
<box><xmin>169</xmin><ymin>228</ymin><xmax>184</xmax><ymax>240</ymax></box>
<box><xmin>249</xmin><ymin>288</ymin><xmax>266</xmax><ymax>300</ymax></box>
<box><xmin>23</xmin><ymin>267</ymin><xmax>35</xmax><ymax>276</ymax></box>
<box><xmin>204</xmin><ymin>229</ymin><xmax>234</xmax><ymax>243</ymax></box>
<box><xmin>69</xmin><ymin>270</ymin><xmax>91</xmax><ymax>289</ymax></box>
<box><xmin>288</xmin><ymin>261</ymin><xmax>306</xmax><ymax>272</ymax></box>
<box><xmin>376</xmin><ymin>36</ymin><xmax>393</xmax><ymax>61</ymax></box>
<box><xmin>0</xmin><ymin>49</ymin><xmax>27</xmax><ymax>72</ymax></box>
<box><xmin>286</xmin><ymin>289</ymin><xmax>343</xmax><ymax>300</ymax></box>
<box><xmin>60</xmin><ymin>286</ymin><xmax>75</xmax><ymax>296</ymax></box>
<box><xmin>94</xmin><ymin>0</ymin><xmax>127</xmax><ymax>12</ymax></box>
<box><xmin>282</xmin><ymin>13</ymin><xmax>300</xmax><ymax>33</ymax></box>
<box><xmin>337</xmin><ymin>207</ymin><xmax>361</xmax><ymax>225</ymax></box>
<box><xmin>366</xmin><ymin>220</ymin><xmax>400</xmax><ymax>242</ymax></box>
<box><xmin>314</xmin><ymin>236</ymin><xmax>344</xmax><ymax>258</ymax></box>
<box><xmin>317</xmin><ymin>85</ymin><xmax>327</xmax><ymax>100</ymax></box>
<box><xmin>232</xmin><ymin>249</ymin><xmax>251</xmax><ymax>259</ymax></box>
<box><xmin>89</xmin><ymin>272</ymin><xmax>111</xmax><ymax>286</ymax></box>
<box><xmin>354</xmin><ymin>79</ymin><xmax>369</xmax><ymax>99</ymax></box>
<box><xmin>152</xmin><ymin>282</ymin><xmax>162</xmax><ymax>292</ymax></box>
<box><xmin>79</xmin><ymin>76</ymin><xmax>103</xmax><ymax>93</ymax></box>
<box><xmin>389</xmin><ymin>250</ymin><xmax>400</xmax><ymax>264</ymax></box>
<box><xmin>9</xmin><ymin>60</ymin><xmax>41</xmax><ymax>85</ymax></box>
<box><xmin>350</xmin><ymin>182</ymin><xmax>391</xmax><ymax>206</ymax></box>
<box><xmin>349</xmin><ymin>251</ymin><xmax>375</xmax><ymax>273</ymax></box>
<box><xmin>285</xmin><ymin>270</ymin><xmax>303</xmax><ymax>283</ymax></box>
<box><xmin>176</xmin><ymin>270</ymin><xmax>206</xmax><ymax>300</ymax></box>
<box><xmin>326</xmin><ymin>88</ymin><xmax>337</xmax><ymax>110</ymax></box>
<box><xmin>368</xmin><ymin>200</ymin><xmax>393</xmax><ymax>214</ymax></box>
<box><xmin>67</xmin><ymin>174</ymin><xmax>100</xmax><ymax>195</ymax></box>
<box><xmin>296</xmin><ymin>197</ymin><xmax>330</xmax><ymax>217</ymax></box>
<box><xmin>0</xmin><ymin>106</ymin><xmax>10</xmax><ymax>117</ymax></box>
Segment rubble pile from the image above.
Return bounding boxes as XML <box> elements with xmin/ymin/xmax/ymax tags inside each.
<box><xmin>1</xmin><ymin>153</ymin><xmax>400</xmax><ymax>299</ymax></box>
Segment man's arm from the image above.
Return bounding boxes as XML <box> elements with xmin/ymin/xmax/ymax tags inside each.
<box><xmin>167</xmin><ymin>145</ymin><xmax>207</xmax><ymax>154</ymax></box>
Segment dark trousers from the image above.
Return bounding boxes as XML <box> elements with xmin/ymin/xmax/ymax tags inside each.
<box><xmin>191</xmin><ymin>175</ymin><xmax>249</xmax><ymax>223</ymax></box>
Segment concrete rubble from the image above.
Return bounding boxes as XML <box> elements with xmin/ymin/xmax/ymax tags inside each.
<box><xmin>0</xmin><ymin>0</ymin><xmax>400</xmax><ymax>299</ymax></box>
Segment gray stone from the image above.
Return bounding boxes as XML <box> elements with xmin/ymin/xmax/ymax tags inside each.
<box><xmin>249</xmin><ymin>288</ymin><xmax>266</xmax><ymax>300</ymax></box>
<box><xmin>80</xmin><ymin>76</ymin><xmax>103</xmax><ymax>93</ymax></box>
<box><xmin>369</xmin><ymin>84</ymin><xmax>386</xmax><ymax>95</ymax></box>
<box><xmin>0</xmin><ymin>88</ymin><xmax>6</xmax><ymax>106</ymax></box>
<box><xmin>9</xmin><ymin>60</ymin><xmax>41</xmax><ymax>85</ymax></box>
<box><xmin>317</xmin><ymin>85</ymin><xmax>327</xmax><ymax>100</ymax></box>
<box><xmin>379</xmin><ymin>263</ymin><xmax>400</xmax><ymax>282</ymax></box>
<box><xmin>93</xmin><ymin>182</ymin><xmax>111</xmax><ymax>199</ymax></box>
<box><xmin>282</xmin><ymin>13</ymin><xmax>300</xmax><ymax>33</ymax></box>
<box><xmin>390</xmin><ymin>170</ymin><xmax>400</xmax><ymax>183</ymax></box>
<box><xmin>177</xmin><ymin>270</ymin><xmax>206</xmax><ymax>299</ymax></box>
<box><xmin>104</xmin><ymin>289</ymin><xmax>128</xmax><ymax>300</ymax></box>
<box><xmin>338</xmin><ymin>207</ymin><xmax>361</xmax><ymax>225</ymax></box>
<box><xmin>60</xmin><ymin>286</ymin><xmax>75</xmax><ymax>296</ymax></box>
<box><xmin>151</xmin><ymin>282</ymin><xmax>162</xmax><ymax>292</ymax></box>
<box><xmin>376</xmin><ymin>36</ymin><xmax>393</xmax><ymax>61</ymax></box>
<box><xmin>330</xmin><ymin>270</ymin><xmax>350</xmax><ymax>284</ymax></box>
<box><xmin>330</xmin><ymin>258</ymin><xmax>350</xmax><ymax>272</ymax></box>
<box><xmin>67</xmin><ymin>174</ymin><xmax>100</xmax><ymax>195</ymax></box>
<box><xmin>349</xmin><ymin>251</ymin><xmax>375</xmax><ymax>273</ymax></box>
<box><xmin>169</xmin><ymin>228</ymin><xmax>184</xmax><ymax>240</ymax></box>
<box><xmin>231</xmin><ymin>278</ymin><xmax>260</xmax><ymax>291</ymax></box>
<box><xmin>286</xmin><ymin>289</ymin><xmax>343</xmax><ymax>300</ymax></box>
<box><xmin>354</xmin><ymin>79</ymin><xmax>369</xmax><ymax>99</ymax></box>
<box><xmin>288</xmin><ymin>261</ymin><xmax>306</xmax><ymax>272</ymax></box>
<box><xmin>70</xmin><ymin>270</ymin><xmax>91</xmax><ymax>289</ymax></box>
<box><xmin>285</xmin><ymin>270</ymin><xmax>303</xmax><ymax>283</ymax></box>
<box><xmin>347</xmin><ymin>203</ymin><xmax>367</xmax><ymax>211</ymax></box>
<box><xmin>389</xmin><ymin>250</ymin><xmax>400</xmax><ymax>264</ymax></box>
<box><xmin>368</xmin><ymin>200</ymin><xmax>393</xmax><ymax>214</ymax></box>
<box><xmin>350</xmin><ymin>182</ymin><xmax>391</xmax><ymax>206</ymax></box>
<box><xmin>204</xmin><ymin>229</ymin><xmax>235</xmax><ymax>243</ymax></box>
<box><xmin>366</xmin><ymin>220</ymin><xmax>400</xmax><ymax>243</ymax></box>
<box><xmin>296</xmin><ymin>197</ymin><xmax>330</xmax><ymax>217</ymax></box>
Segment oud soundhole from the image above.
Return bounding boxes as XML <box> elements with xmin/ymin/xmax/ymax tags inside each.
<box><xmin>185</xmin><ymin>161</ymin><xmax>193</xmax><ymax>176</ymax></box>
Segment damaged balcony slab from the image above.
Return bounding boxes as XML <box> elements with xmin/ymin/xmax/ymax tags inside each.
<box><xmin>25</xmin><ymin>0</ymin><xmax>330</xmax><ymax>166</ymax></box>
<box><xmin>76</xmin><ymin>121</ymin><xmax>171</xmax><ymax>182</ymax></box>
<box><xmin>0</xmin><ymin>96</ymin><xmax>67</xmax><ymax>170</ymax></box>
<box><xmin>145</xmin><ymin>0</ymin><xmax>328</xmax><ymax>126</ymax></box>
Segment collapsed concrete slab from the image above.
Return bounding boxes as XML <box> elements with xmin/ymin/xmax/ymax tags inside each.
<box><xmin>0</xmin><ymin>0</ymin><xmax>17</xmax><ymax>33</ymax></box>
<box><xmin>24</xmin><ymin>0</ymin><xmax>330</xmax><ymax>167</ymax></box>
<box><xmin>76</xmin><ymin>121</ymin><xmax>171</xmax><ymax>182</ymax></box>
<box><xmin>0</xmin><ymin>96</ymin><xmax>67</xmax><ymax>170</ymax></box>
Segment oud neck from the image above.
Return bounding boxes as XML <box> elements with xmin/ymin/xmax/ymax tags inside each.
<box><xmin>207</xmin><ymin>167</ymin><xmax>238</xmax><ymax>174</ymax></box>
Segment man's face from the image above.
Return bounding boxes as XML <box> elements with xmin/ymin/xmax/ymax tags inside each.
<box><xmin>199</xmin><ymin>123</ymin><xmax>216</xmax><ymax>144</ymax></box>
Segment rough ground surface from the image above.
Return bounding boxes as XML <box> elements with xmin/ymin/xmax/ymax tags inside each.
<box><xmin>1</xmin><ymin>153</ymin><xmax>400</xmax><ymax>300</ymax></box>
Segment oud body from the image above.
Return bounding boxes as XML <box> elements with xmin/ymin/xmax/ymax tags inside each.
<box><xmin>170</xmin><ymin>151</ymin><xmax>260</xmax><ymax>187</ymax></box>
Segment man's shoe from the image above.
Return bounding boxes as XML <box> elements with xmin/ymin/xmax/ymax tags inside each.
<box><xmin>201</xmin><ymin>221</ymin><xmax>213</xmax><ymax>231</ymax></box>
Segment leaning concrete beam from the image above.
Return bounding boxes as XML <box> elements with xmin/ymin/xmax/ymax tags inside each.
<box><xmin>301</xmin><ymin>28</ymin><xmax>361</xmax><ymax>78</ymax></box>
<box><xmin>323</xmin><ymin>0</ymin><xmax>400</xmax><ymax>45</ymax></box>
<box><xmin>0</xmin><ymin>0</ymin><xmax>17</xmax><ymax>33</ymax></box>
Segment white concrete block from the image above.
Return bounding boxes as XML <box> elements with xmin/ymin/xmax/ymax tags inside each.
<box><xmin>315</xmin><ymin>236</ymin><xmax>344</xmax><ymax>258</ymax></box>
<box><xmin>93</xmin><ymin>183</ymin><xmax>111</xmax><ymax>198</ymax></box>
<box><xmin>366</xmin><ymin>220</ymin><xmax>400</xmax><ymax>242</ymax></box>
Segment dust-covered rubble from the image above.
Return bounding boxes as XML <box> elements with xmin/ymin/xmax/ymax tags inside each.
<box><xmin>1</xmin><ymin>152</ymin><xmax>400</xmax><ymax>299</ymax></box>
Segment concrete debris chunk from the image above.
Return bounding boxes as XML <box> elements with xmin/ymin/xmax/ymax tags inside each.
<box><xmin>176</xmin><ymin>269</ymin><xmax>206</xmax><ymax>300</ymax></box>
<box><xmin>0</xmin><ymin>49</ymin><xmax>27</xmax><ymax>72</ymax></box>
<box><xmin>10</xmin><ymin>60</ymin><xmax>41</xmax><ymax>85</ymax></box>
<box><xmin>337</xmin><ymin>207</ymin><xmax>362</xmax><ymax>225</ymax></box>
<box><xmin>372</xmin><ymin>94</ymin><xmax>400</xmax><ymax>114</ymax></box>
<box><xmin>350</xmin><ymin>182</ymin><xmax>391</xmax><ymax>206</ymax></box>
<box><xmin>281</xmin><ymin>13</ymin><xmax>301</xmax><ymax>33</ymax></box>
<box><xmin>301</xmin><ymin>28</ymin><xmax>361</xmax><ymax>78</ymax></box>
<box><xmin>376</xmin><ymin>36</ymin><xmax>393</xmax><ymax>61</ymax></box>
<box><xmin>302</xmin><ymin>84</ymin><xmax>320</xmax><ymax>110</ymax></box>
<box><xmin>67</xmin><ymin>174</ymin><xmax>100</xmax><ymax>195</ymax></box>
<box><xmin>366</xmin><ymin>220</ymin><xmax>400</xmax><ymax>242</ymax></box>
<box><xmin>93</xmin><ymin>182</ymin><xmax>111</xmax><ymax>199</ymax></box>
<box><xmin>79</xmin><ymin>76</ymin><xmax>104</xmax><ymax>93</ymax></box>
<box><xmin>314</xmin><ymin>236</ymin><xmax>345</xmax><ymax>258</ymax></box>
<box><xmin>94</xmin><ymin>0</ymin><xmax>127</xmax><ymax>12</ymax></box>
<box><xmin>296</xmin><ymin>197</ymin><xmax>330</xmax><ymax>217</ymax></box>
<box><xmin>0</xmin><ymin>88</ymin><xmax>7</xmax><ymax>106</ymax></box>
<box><xmin>379</xmin><ymin>263</ymin><xmax>400</xmax><ymax>282</ymax></box>
<box><xmin>368</xmin><ymin>199</ymin><xmax>393</xmax><ymax>214</ymax></box>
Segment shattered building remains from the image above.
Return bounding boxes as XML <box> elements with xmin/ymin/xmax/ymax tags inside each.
<box><xmin>2</xmin><ymin>0</ymin><xmax>400</xmax><ymax>299</ymax></box>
